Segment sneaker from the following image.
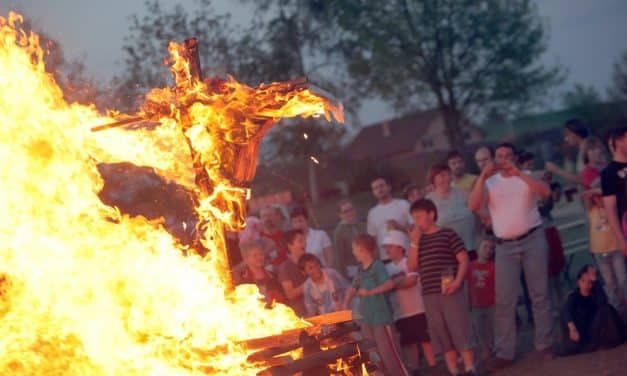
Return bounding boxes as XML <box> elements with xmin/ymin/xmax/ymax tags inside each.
<box><xmin>486</xmin><ymin>357</ymin><xmax>514</xmax><ymax>372</ymax></box>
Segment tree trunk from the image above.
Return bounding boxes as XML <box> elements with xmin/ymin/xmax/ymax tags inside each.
<box><xmin>440</xmin><ymin>105</ymin><xmax>466</xmax><ymax>152</ymax></box>
<box><xmin>308</xmin><ymin>161</ymin><xmax>319</xmax><ymax>204</ymax></box>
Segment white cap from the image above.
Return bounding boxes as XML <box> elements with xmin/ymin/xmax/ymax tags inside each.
<box><xmin>382</xmin><ymin>230</ymin><xmax>409</xmax><ymax>250</ymax></box>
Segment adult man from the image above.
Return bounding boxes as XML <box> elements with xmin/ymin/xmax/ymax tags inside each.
<box><xmin>333</xmin><ymin>199</ymin><xmax>366</xmax><ymax>278</ymax></box>
<box><xmin>290</xmin><ymin>206</ymin><xmax>333</xmax><ymax>267</ymax></box>
<box><xmin>259</xmin><ymin>205</ymin><xmax>288</xmax><ymax>267</ymax></box>
<box><xmin>448</xmin><ymin>151</ymin><xmax>477</xmax><ymax>191</ymax></box>
<box><xmin>473</xmin><ymin>146</ymin><xmax>495</xmax><ymax>231</ymax></box>
<box><xmin>468</xmin><ymin>143</ymin><xmax>553</xmax><ymax>371</ymax></box>
<box><xmin>474</xmin><ymin>146</ymin><xmax>494</xmax><ymax>171</ymax></box>
<box><xmin>367</xmin><ymin>177</ymin><xmax>413</xmax><ymax>261</ymax></box>
<box><xmin>601</xmin><ymin>126</ymin><xmax>627</xmax><ymax>255</ymax></box>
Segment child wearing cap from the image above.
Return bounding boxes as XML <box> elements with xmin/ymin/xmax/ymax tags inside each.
<box><xmin>383</xmin><ymin>230</ymin><xmax>436</xmax><ymax>373</ymax></box>
<box><xmin>342</xmin><ymin>234</ymin><xmax>409</xmax><ymax>376</ymax></box>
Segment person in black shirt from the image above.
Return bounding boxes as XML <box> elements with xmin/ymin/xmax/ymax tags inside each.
<box><xmin>560</xmin><ymin>265</ymin><xmax>626</xmax><ymax>356</ymax></box>
<box><xmin>561</xmin><ymin>266</ymin><xmax>599</xmax><ymax>355</ymax></box>
<box><xmin>601</xmin><ymin>126</ymin><xmax>627</xmax><ymax>255</ymax></box>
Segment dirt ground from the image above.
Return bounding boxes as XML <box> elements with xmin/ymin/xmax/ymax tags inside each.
<box><xmin>474</xmin><ymin>283</ymin><xmax>627</xmax><ymax>376</ymax></box>
<box><xmin>496</xmin><ymin>342</ymin><xmax>627</xmax><ymax>376</ymax></box>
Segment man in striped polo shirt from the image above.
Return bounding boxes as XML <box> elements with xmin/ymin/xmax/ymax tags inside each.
<box><xmin>408</xmin><ymin>199</ymin><xmax>475</xmax><ymax>376</ymax></box>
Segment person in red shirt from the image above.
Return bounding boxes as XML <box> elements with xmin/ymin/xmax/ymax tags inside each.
<box><xmin>259</xmin><ymin>205</ymin><xmax>289</xmax><ymax>267</ymax></box>
<box><xmin>468</xmin><ymin>238</ymin><xmax>496</xmax><ymax>361</ymax></box>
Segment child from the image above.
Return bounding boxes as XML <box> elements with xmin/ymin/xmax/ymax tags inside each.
<box><xmin>233</xmin><ymin>240</ymin><xmax>286</xmax><ymax>306</ymax></box>
<box><xmin>407</xmin><ymin>199</ymin><xmax>475</xmax><ymax>376</ymax></box>
<box><xmin>342</xmin><ymin>234</ymin><xmax>409</xmax><ymax>376</ymax></box>
<box><xmin>300</xmin><ymin>253</ymin><xmax>349</xmax><ymax>316</ymax></box>
<box><xmin>278</xmin><ymin>229</ymin><xmax>308</xmax><ymax>316</ymax></box>
<box><xmin>468</xmin><ymin>238</ymin><xmax>496</xmax><ymax>361</ymax></box>
<box><xmin>382</xmin><ymin>230</ymin><xmax>436</xmax><ymax>373</ymax></box>
<box><xmin>583</xmin><ymin>189</ymin><xmax>626</xmax><ymax>310</ymax></box>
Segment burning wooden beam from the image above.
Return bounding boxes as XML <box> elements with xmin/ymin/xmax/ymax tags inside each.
<box><xmin>258</xmin><ymin>339</ymin><xmax>376</xmax><ymax>376</ymax></box>
<box><xmin>242</xmin><ymin>310</ymin><xmax>353</xmax><ymax>350</ymax></box>
<box><xmin>306</xmin><ymin>310</ymin><xmax>353</xmax><ymax>327</ymax></box>
<box><xmin>90</xmin><ymin>116</ymin><xmax>146</xmax><ymax>132</ymax></box>
<box><xmin>89</xmin><ymin>77</ymin><xmax>310</xmax><ymax>133</ymax></box>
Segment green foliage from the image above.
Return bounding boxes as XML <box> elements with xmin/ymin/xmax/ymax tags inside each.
<box><xmin>561</xmin><ymin>84</ymin><xmax>601</xmax><ymax>109</ymax></box>
<box><xmin>322</xmin><ymin>0</ymin><xmax>564</xmax><ymax>149</ymax></box>
<box><xmin>608</xmin><ymin>51</ymin><xmax>627</xmax><ymax>101</ymax></box>
<box><xmin>264</xmin><ymin>119</ymin><xmax>345</xmax><ymax>162</ymax></box>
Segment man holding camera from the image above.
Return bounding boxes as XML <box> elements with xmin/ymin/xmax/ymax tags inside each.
<box><xmin>469</xmin><ymin>143</ymin><xmax>554</xmax><ymax>371</ymax></box>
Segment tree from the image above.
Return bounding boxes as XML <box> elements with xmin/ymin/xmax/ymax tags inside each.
<box><xmin>608</xmin><ymin>51</ymin><xmax>627</xmax><ymax>101</ymax></box>
<box><xmin>237</xmin><ymin>0</ymin><xmax>350</xmax><ymax>203</ymax></box>
<box><xmin>113</xmin><ymin>0</ymin><xmax>238</xmax><ymax>111</ymax></box>
<box><xmin>561</xmin><ymin>83</ymin><xmax>601</xmax><ymax>109</ymax></box>
<box><xmin>319</xmin><ymin>0</ymin><xmax>563</xmax><ymax>151</ymax></box>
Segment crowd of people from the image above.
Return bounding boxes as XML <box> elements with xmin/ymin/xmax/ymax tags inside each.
<box><xmin>233</xmin><ymin>120</ymin><xmax>627</xmax><ymax>375</ymax></box>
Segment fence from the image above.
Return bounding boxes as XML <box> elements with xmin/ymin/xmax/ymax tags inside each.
<box><xmin>556</xmin><ymin>218</ymin><xmax>588</xmax><ymax>285</ymax></box>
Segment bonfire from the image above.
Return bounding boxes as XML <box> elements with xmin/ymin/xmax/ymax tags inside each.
<box><xmin>0</xmin><ymin>12</ymin><xmax>349</xmax><ymax>375</ymax></box>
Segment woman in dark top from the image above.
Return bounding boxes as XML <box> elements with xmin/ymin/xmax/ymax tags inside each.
<box><xmin>560</xmin><ymin>265</ymin><xmax>625</xmax><ymax>356</ymax></box>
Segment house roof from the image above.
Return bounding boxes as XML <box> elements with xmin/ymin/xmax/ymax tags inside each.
<box><xmin>345</xmin><ymin>109</ymin><xmax>440</xmax><ymax>160</ymax></box>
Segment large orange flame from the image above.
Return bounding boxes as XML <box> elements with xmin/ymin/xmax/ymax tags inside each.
<box><xmin>0</xmin><ymin>11</ymin><xmax>343</xmax><ymax>375</ymax></box>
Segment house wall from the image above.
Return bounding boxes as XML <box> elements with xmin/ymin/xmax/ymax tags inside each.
<box><xmin>414</xmin><ymin>115</ymin><xmax>483</xmax><ymax>152</ymax></box>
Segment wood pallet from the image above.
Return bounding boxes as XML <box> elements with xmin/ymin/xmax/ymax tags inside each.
<box><xmin>242</xmin><ymin>310</ymin><xmax>378</xmax><ymax>376</ymax></box>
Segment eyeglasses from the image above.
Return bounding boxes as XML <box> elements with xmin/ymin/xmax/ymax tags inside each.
<box><xmin>340</xmin><ymin>207</ymin><xmax>355</xmax><ymax>214</ymax></box>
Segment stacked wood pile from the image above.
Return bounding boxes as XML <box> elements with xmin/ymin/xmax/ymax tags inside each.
<box><xmin>244</xmin><ymin>311</ymin><xmax>379</xmax><ymax>376</ymax></box>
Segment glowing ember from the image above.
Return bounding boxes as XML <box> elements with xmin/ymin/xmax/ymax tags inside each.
<box><xmin>0</xmin><ymin>11</ymin><xmax>342</xmax><ymax>376</ymax></box>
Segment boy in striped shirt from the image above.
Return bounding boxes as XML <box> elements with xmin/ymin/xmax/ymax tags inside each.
<box><xmin>408</xmin><ymin>199</ymin><xmax>475</xmax><ymax>376</ymax></box>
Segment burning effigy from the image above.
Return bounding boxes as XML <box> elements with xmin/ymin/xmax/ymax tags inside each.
<box><xmin>0</xmin><ymin>11</ymin><xmax>374</xmax><ymax>376</ymax></box>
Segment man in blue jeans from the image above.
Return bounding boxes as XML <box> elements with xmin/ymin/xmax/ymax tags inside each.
<box><xmin>469</xmin><ymin>142</ymin><xmax>554</xmax><ymax>371</ymax></box>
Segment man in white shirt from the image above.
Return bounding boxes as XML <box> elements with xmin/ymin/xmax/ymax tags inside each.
<box><xmin>290</xmin><ymin>206</ymin><xmax>333</xmax><ymax>266</ymax></box>
<box><xmin>469</xmin><ymin>143</ymin><xmax>553</xmax><ymax>372</ymax></box>
<box><xmin>366</xmin><ymin>177</ymin><xmax>413</xmax><ymax>261</ymax></box>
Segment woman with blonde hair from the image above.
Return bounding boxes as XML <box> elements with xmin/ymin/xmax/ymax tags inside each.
<box><xmin>579</xmin><ymin>137</ymin><xmax>608</xmax><ymax>189</ymax></box>
<box><xmin>579</xmin><ymin>137</ymin><xmax>626</xmax><ymax>310</ymax></box>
